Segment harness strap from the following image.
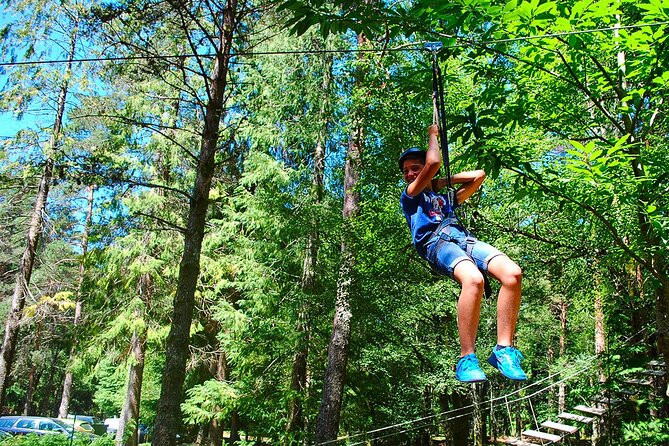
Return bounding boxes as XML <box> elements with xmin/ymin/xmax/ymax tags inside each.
<box><xmin>430</xmin><ymin>221</ymin><xmax>493</xmax><ymax>299</ymax></box>
<box><xmin>431</xmin><ymin>50</ymin><xmax>452</xmax><ymax>188</ymax></box>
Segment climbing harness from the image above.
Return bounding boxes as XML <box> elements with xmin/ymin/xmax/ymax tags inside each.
<box><xmin>428</xmin><ymin>218</ymin><xmax>494</xmax><ymax>298</ymax></box>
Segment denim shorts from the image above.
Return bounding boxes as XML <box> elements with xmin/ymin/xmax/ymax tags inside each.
<box><xmin>424</xmin><ymin>225</ymin><xmax>505</xmax><ymax>278</ymax></box>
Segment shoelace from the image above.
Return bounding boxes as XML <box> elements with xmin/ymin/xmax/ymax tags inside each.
<box><xmin>461</xmin><ymin>355</ymin><xmax>479</xmax><ymax>370</ymax></box>
<box><xmin>499</xmin><ymin>347</ymin><xmax>523</xmax><ymax>365</ymax></box>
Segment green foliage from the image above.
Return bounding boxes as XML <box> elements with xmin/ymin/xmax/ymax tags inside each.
<box><xmin>182</xmin><ymin>379</ymin><xmax>239</xmax><ymax>424</ymax></box>
<box><xmin>0</xmin><ymin>433</ymin><xmax>104</xmax><ymax>446</ymax></box>
<box><xmin>623</xmin><ymin>419</ymin><xmax>669</xmax><ymax>445</ymax></box>
<box><xmin>1</xmin><ymin>0</ymin><xmax>668</xmax><ymax>443</ymax></box>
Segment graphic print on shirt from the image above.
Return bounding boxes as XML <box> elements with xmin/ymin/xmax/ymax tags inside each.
<box><xmin>427</xmin><ymin>193</ymin><xmax>448</xmax><ymax>221</ymax></box>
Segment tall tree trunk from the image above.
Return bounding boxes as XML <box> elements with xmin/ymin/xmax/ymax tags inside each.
<box><xmin>656</xmin><ymin>270</ymin><xmax>669</xmax><ymax>398</ymax></box>
<box><xmin>38</xmin><ymin>348</ymin><xmax>60</xmax><ymax>416</ymax></box>
<box><xmin>229</xmin><ymin>411</ymin><xmax>240</xmax><ymax>445</ymax></box>
<box><xmin>115</xmin><ymin>326</ymin><xmax>147</xmax><ymax>446</ymax></box>
<box><xmin>594</xmin><ymin>288</ymin><xmax>606</xmax><ymax>374</ymax></box>
<box><xmin>0</xmin><ymin>28</ymin><xmax>76</xmax><ymax>408</ymax></box>
<box><xmin>59</xmin><ymin>184</ymin><xmax>94</xmax><ymax>418</ymax></box>
<box><xmin>152</xmin><ymin>2</ymin><xmax>237</xmax><ymax>444</ymax></box>
<box><xmin>470</xmin><ymin>385</ymin><xmax>483</xmax><ymax>446</ymax></box>
<box><xmin>23</xmin><ymin>320</ymin><xmax>43</xmax><ymax>415</ymax></box>
<box><xmin>615</xmin><ymin>12</ymin><xmax>669</xmax><ymax>389</ymax></box>
<box><xmin>207</xmin><ymin>352</ymin><xmax>229</xmax><ymax>446</ymax></box>
<box><xmin>286</xmin><ymin>49</ymin><xmax>332</xmax><ymax>442</ymax></box>
<box><xmin>116</xmin><ymin>273</ymin><xmax>151</xmax><ymax>446</ymax></box>
<box><xmin>314</xmin><ymin>33</ymin><xmax>367</xmax><ymax>444</ymax></box>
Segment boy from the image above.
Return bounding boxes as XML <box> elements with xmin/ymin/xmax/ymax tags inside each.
<box><xmin>399</xmin><ymin>124</ymin><xmax>526</xmax><ymax>383</ymax></box>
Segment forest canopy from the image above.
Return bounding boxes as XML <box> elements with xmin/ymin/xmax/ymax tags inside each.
<box><xmin>0</xmin><ymin>0</ymin><xmax>668</xmax><ymax>444</ymax></box>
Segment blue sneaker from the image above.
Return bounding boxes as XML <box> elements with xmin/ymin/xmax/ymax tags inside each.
<box><xmin>455</xmin><ymin>354</ymin><xmax>487</xmax><ymax>383</ymax></box>
<box><xmin>488</xmin><ymin>346</ymin><xmax>527</xmax><ymax>381</ymax></box>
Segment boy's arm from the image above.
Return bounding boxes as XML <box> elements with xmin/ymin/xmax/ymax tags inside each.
<box><xmin>431</xmin><ymin>170</ymin><xmax>487</xmax><ymax>202</ymax></box>
<box><xmin>431</xmin><ymin>176</ymin><xmax>449</xmax><ymax>192</ymax></box>
<box><xmin>453</xmin><ymin>170</ymin><xmax>486</xmax><ymax>203</ymax></box>
<box><xmin>406</xmin><ymin>125</ymin><xmax>441</xmax><ymax>197</ymax></box>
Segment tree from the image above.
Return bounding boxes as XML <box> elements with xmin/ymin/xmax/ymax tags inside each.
<box><xmin>90</xmin><ymin>0</ymin><xmax>248</xmax><ymax>442</ymax></box>
<box><xmin>0</xmin><ymin>0</ymin><xmax>85</xmax><ymax>406</ymax></box>
<box><xmin>314</xmin><ymin>29</ymin><xmax>370</xmax><ymax>445</ymax></box>
<box><xmin>435</xmin><ymin>0</ymin><xmax>669</xmax><ymax>383</ymax></box>
<box><xmin>116</xmin><ymin>273</ymin><xmax>151</xmax><ymax>446</ymax></box>
<box><xmin>58</xmin><ymin>185</ymin><xmax>94</xmax><ymax>418</ymax></box>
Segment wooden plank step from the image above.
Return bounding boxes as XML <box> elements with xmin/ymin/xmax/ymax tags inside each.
<box><xmin>625</xmin><ymin>378</ymin><xmax>652</xmax><ymax>386</ymax></box>
<box><xmin>590</xmin><ymin>395</ymin><xmax>623</xmax><ymax>405</ymax></box>
<box><xmin>574</xmin><ymin>405</ymin><xmax>606</xmax><ymax>416</ymax></box>
<box><xmin>541</xmin><ymin>421</ymin><xmax>579</xmax><ymax>434</ymax></box>
<box><xmin>522</xmin><ymin>429</ymin><xmax>562</xmax><ymax>442</ymax></box>
<box><xmin>617</xmin><ymin>389</ymin><xmax>637</xmax><ymax>396</ymax></box>
<box><xmin>641</xmin><ymin>369</ymin><xmax>666</xmax><ymax>377</ymax></box>
<box><xmin>558</xmin><ymin>412</ymin><xmax>593</xmax><ymax>424</ymax></box>
<box><xmin>647</xmin><ymin>360</ymin><xmax>665</xmax><ymax>367</ymax></box>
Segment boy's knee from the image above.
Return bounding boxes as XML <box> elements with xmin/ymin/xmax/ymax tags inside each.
<box><xmin>502</xmin><ymin>264</ymin><xmax>522</xmax><ymax>287</ymax></box>
<box><xmin>461</xmin><ymin>271</ymin><xmax>485</xmax><ymax>293</ymax></box>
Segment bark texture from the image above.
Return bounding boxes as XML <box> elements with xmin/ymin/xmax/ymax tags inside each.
<box><xmin>558</xmin><ymin>300</ymin><xmax>567</xmax><ymax>412</ymax></box>
<box><xmin>151</xmin><ymin>2</ymin><xmax>237</xmax><ymax>444</ymax></box>
<box><xmin>116</xmin><ymin>274</ymin><xmax>151</xmax><ymax>446</ymax></box>
<box><xmin>59</xmin><ymin>185</ymin><xmax>94</xmax><ymax>418</ymax></box>
<box><xmin>206</xmin><ymin>351</ymin><xmax>229</xmax><ymax>446</ymax></box>
<box><xmin>314</xmin><ymin>49</ymin><xmax>365</xmax><ymax>440</ymax></box>
<box><xmin>286</xmin><ymin>50</ymin><xmax>332</xmax><ymax>441</ymax></box>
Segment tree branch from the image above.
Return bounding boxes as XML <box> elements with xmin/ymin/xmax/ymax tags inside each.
<box><xmin>472</xmin><ymin>210</ymin><xmax>596</xmax><ymax>256</ymax></box>
<box><xmin>133</xmin><ymin>211</ymin><xmax>186</xmax><ymax>233</ymax></box>
<box><xmin>503</xmin><ymin>163</ymin><xmax>663</xmax><ymax>283</ymax></box>
<box><xmin>552</xmin><ymin>48</ymin><xmax>626</xmax><ymax>134</ymax></box>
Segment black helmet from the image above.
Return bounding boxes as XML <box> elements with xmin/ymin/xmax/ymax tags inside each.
<box><xmin>398</xmin><ymin>147</ymin><xmax>426</xmax><ymax>171</ymax></box>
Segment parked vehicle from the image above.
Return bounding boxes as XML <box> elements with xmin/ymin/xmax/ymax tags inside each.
<box><xmin>59</xmin><ymin>417</ymin><xmax>96</xmax><ymax>435</ymax></box>
<box><xmin>0</xmin><ymin>416</ymin><xmax>72</xmax><ymax>437</ymax></box>
<box><xmin>67</xmin><ymin>414</ymin><xmax>97</xmax><ymax>425</ymax></box>
<box><xmin>103</xmin><ymin>417</ymin><xmax>119</xmax><ymax>435</ymax></box>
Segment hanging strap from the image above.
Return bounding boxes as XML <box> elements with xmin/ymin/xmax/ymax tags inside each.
<box><xmin>426</xmin><ymin>43</ymin><xmax>452</xmax><ymax>190</ymax></box>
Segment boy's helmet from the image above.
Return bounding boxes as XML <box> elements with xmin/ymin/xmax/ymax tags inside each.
<box><xmin>398</xmin><ymin>147</ymin><xmax>426</xmax><ymax>171</ymax></box>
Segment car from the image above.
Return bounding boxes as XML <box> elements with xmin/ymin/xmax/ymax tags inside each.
<box><xmin>0</xmin><ymin>416</ymin><xmax>73</xmax><ymax>437</ymax></box>
<box><xmin>59</xmin><ymin>417</ymin><xmax>96</xmax><ymax>435</ymax></box>
<box><xmin>67</xmin><ymin>414</ymin><xmax>97</xmax><ymax>425</ymax></box>
<box><xmin>103</xmin><ymin>417</ymin><xmax>120</xmax><ymax>435</ymax></box>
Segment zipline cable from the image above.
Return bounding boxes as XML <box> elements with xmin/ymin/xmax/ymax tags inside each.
<box><xmin>316</xmin><ymin>326</ymin><xmax>649</xmax><ymax>445</ymax></box>
<box><xmin>1</xmin><ymin>21</ymin><xmax>668</xmax><ymax>67</ymax></box>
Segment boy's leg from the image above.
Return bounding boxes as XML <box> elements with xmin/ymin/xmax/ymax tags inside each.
<box><xmin>486</xmin><ymin>255</ymin><xmax>522</xmax><ymax>346</ymax></box>
<box><xmin>452</xmin><ymin>260</ymin><xmax>485</xmax><ymax>356</ymax></box>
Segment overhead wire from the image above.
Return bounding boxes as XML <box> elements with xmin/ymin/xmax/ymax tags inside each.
<box><xmin>1</xmin><ymin>21</ymin><xmax>667</xmax><ymax>67</ymax></box>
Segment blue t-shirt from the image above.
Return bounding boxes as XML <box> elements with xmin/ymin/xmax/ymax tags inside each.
<box><xmin>400</xmin><ymin>188</ymin><xmax>459</xmax><ymax>258</ymax></box>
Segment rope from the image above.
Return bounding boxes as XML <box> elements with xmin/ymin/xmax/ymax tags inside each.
<box><xmin>316</xmin><ymin>361</ymin><xmax>590</xmax><ymax>445</ymax></box>
<box><xmin>528</xmin><ymin>396</ymin><xmax>539</xmax><ymax>430</ymax></box>
<box><xmin>504</xmin><ymin>396</ymin><xmax>514</xmax><ymax>436</ymax></box>
<box><xmin>430</xmin><ymin>49</ymin><xmax>452</xmax><ymax>189</ymax></box>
